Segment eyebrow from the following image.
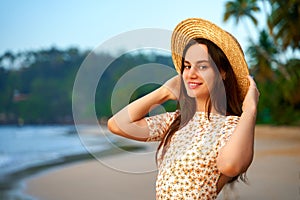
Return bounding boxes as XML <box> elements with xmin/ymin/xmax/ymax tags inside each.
<box><xmin>183</xmin><ymin>60</ymin><xmax>210</xmax><ymax>65</ymax></box>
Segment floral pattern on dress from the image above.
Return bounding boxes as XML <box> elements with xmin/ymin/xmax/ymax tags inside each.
<box><xmin>145</xmin><ymin>111</ymin><xmax>239</xmax><ymax>200</ymax></box>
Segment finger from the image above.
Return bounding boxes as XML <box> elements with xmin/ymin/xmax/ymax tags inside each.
<box><xmin>247</xmin><ymin>75</ymin><xmax>257</xmax><ymax>88</ymax></box>
<box><xmin>248</xmin><ymin>75</ymin><xmax>260</xmax><ymax>98</ymax></box>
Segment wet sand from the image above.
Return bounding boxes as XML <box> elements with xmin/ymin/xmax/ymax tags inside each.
<box><xmin>25</xmin><ymin>125</ymin><xmax>300</xmax><ymax>200</ymax></box>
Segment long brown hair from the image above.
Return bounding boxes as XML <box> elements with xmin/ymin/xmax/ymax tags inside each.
<box><xmin>157</xmin><ymin>38</ymin><xmax>244</xmax><ymax>182</ymax></box>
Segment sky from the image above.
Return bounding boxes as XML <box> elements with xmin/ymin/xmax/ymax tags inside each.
<box><xmin>0</xmin><ymin>0</ymin><xmax>259</xmax><ymax>56</ymax></box>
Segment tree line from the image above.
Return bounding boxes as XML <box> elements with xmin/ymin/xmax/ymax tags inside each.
<box><xmin>0</xmin><ymin>47</ymin><xmax>175</xmax><ymax>124</ymax></box>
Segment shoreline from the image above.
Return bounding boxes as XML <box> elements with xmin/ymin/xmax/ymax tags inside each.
<box><xmin>0</xmin><ymin>141</ymin><xmax>147</xmax><ymax>200</ymax></box>
<box><xmin>7</xmin><ymin>125</ymin><xmax>300</xmax><ymax>200</ymax></box>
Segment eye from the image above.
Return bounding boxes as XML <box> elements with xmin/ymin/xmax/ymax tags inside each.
<box><xmin>184</xmin><ymin>65</ymin><xmax>191</xmax><ymax>70</ymax></box>
<box><xmin>197</xmin><ymin>65</ymin><xmax>208</xmax><ymax>70</ymax></box>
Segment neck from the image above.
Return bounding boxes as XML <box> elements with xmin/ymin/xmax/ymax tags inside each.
<box><xmin>195</xmin><ymin>97</ymin><xmax>208</xmax><ymax>112</ymax></box>
<box><xmin>195</xmin><ymin>98</ymin><xmax>224</xmax><ymax>115</ymax></box>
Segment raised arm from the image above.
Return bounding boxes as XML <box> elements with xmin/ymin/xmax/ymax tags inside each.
<box><xmin>216</xmin><ymin>75</ymin><xmax>260</xmax><ymax>177</ymax></box>
<box><xmin>107</xmin><ymin>75</ymin><xmax>180</xmax><ymax>141</ymax></box>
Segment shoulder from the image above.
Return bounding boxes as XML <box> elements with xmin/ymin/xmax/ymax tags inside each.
<box><xmin>145</xmin><ymin>110</ymin><xmax>180</xmax><ymax>142</ymax></box>
<box><xmin>217</xmin><ymin>115</ymin><xmax>239</xmax><ymax>146</ymax></box>
<box><xmin>225</xmin><ymin>115</ymin><xmax>240</xmax><ymax>125</ymax></box>
<box><xmin>146</xmin><ymin>110</ymin><xmax>180</xmax><ymax>122</ymax></box>
<box><xmin>168</xmin><ymin>109</ymin><xmax>180</xmax><ymax>120</ymax></box>
<box><xmin>145</xmin><ymin>110</ymin><xmax>180</xmax><ymax>131</ymax></box>
<box><xmin>220</xmin><ymin>115</ymin><xmax>239</xmax><ymax>134</ymax></box>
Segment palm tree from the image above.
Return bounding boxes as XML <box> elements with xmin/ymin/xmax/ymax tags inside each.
<box><xmin>223</xmin><ymin>0</ymin><xmax>261</xmax><ymax>36</ymax></box>
<box><xmin>267</xmin><ymin>0</ymin><xmax>300</xmax><ymax>50</ymax></box>
<box><xmin>223</xmin><ymin>0</ymin><xmax>292</xmax><ymax>79</ymax></box>
<box><xmin>0</xmin><ymin>51</ymin><xmax>15</xmax><ymax>69</ymax></box>
<box><xmin>247</xmin><ymin>29</ymin><xmax>277</xmax><ymax>82</ymax></box>
<box><xmin>279</xmin><ymin>59</ymin><xmax>300</xmax><ymax>106</ymax></box>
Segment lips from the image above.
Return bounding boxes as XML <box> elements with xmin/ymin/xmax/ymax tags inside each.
<box><xmin>187</xmin><ymin>81</ymin><xmax>202</xmax><ymax>89</ymax></box>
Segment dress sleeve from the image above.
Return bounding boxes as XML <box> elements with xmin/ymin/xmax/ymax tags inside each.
<box><xmin>145</xmin><ymin>110</ymin><xmax>179</xmax><ymax>142</ymax></box>
<box><xmin>219</xmin><ymin>115</ymin><xmax>240</xmax><ymax>148</ymax></box>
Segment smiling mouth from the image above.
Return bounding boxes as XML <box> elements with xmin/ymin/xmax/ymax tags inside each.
<box><xmin>187</xmin><ymin>82</ymin><xmax>203</xmax><ymax>89</ymax></box>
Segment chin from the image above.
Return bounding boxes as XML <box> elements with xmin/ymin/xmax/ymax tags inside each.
<box><xmin>186</xmin><ymin>90</ymin><xmax>209</xmax><ymax>100</ymax></box>
<box><xmin>187</xmin><ymin>90</ymin><xmax>202</xmax><ymax>98</ymax></box>
<box><xmin>187</xmin><ymin>91</ymin><xmax>197</xmax><ymax>98</ymax></box>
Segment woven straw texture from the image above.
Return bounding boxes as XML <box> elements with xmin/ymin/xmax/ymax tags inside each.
<box><xmin>171</xmin><ymin>18</ymin><xmax>249</xmax><ymax>100</ymax></box>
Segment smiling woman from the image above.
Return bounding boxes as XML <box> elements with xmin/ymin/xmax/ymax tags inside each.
<box><xmin>107</xmin><ymin>18</ymin><xmax>259</xmax><ymax>199</ymax></box>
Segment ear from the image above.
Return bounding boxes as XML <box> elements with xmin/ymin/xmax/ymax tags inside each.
<box><xmin>221</xmin><ymin>70</ymin><xmax>226</xmax><ymax>80</ymax></box>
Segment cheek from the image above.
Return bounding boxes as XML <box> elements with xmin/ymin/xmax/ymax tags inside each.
<box><xmin>182</xmin><ymin>70</ymin><xmax>189</xmax><ymax>82</ymax></box>
<box><xmin>182</xmin><ymin>69</ymin><xmax>187</xmax><ymax>77</ymax></box>
<box><xmin>201</xmin><ymin>70</ymin><xmax>216</xmax><ymax>88</ymax></box>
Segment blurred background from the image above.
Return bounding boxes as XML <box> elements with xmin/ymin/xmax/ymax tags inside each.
<box><xmin>0</xmin><ymin>0</ymin><xmax>299</xmax><ymax>125</ymax></box>
<box><xmin>0</xmin><ymin>0</ymin><xmax>299</xmax><ymax>200</ymax></box>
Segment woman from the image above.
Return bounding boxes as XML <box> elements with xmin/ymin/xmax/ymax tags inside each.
<box><xmin>108</xmin><ymin>18</ymin><xmax>259</xmax><ymax>199</ymax></box>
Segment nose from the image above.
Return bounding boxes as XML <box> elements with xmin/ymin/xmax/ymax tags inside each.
<box><xmin>187</xmin><ymin>65</ymin><xmax>199</xmax><ymax>78</ymax></box>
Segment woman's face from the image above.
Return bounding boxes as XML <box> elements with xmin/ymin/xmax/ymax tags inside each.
<box><xmin>182</xmin><ymin>43</ymin><xmax>216</xmax><ymax>100</ymax></box>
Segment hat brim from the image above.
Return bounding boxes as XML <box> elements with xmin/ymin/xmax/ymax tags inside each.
<box><xmin>171</xmin><ymin>18</ymin><xmax>249</xmax><ymax>100</ymax></box>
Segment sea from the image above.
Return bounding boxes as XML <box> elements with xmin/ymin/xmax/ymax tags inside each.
<box><xmin>0</xmin><ymin>124</ymin><xmax>120</xmax><ymax>200</ymax></box>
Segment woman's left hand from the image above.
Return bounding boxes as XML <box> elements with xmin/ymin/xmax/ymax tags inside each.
<box><xmin>242</xmin><ymin>75</ymin><xmax>260</xmax><ymax>114</ymax></box>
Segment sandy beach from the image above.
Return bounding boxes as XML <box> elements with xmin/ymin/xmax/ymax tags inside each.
<box><xmin>24</xmin><ymin>125</ymin><xmax>300</xmax><ymax>200</ymax></box>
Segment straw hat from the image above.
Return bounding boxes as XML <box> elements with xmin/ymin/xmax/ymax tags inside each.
<box><xmin>171</xmin><ymin>18</ymin><xmax>249</xmax><ymax>100</ymax></box>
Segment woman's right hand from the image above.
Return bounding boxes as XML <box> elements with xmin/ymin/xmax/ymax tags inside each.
<box><xmin>161</xmin><ymin>75</ymin><xmax>181</xmax><ymax>100</ymax></box>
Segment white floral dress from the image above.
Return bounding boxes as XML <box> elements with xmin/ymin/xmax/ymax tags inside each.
<box><xmin>145</xmin><ymin>111</ymin><xmax>239</xmax><ymax>200</ymax></box>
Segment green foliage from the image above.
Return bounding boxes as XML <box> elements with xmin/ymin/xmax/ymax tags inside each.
<box><xmin>0</xmin><ymin>47</ymin><xmax>87</xmax><ymax>124</ymax></box>
<box><xmin>224</xmin><ymin>0</ymin><xmax>300</xmax><ymax>125</ymax></box>
<box><xmin>95</xmin><ymin>50</ymin><xmax>175</xmax><ymax>118</ymax></box>
<box><xmin>0</xmin><ymin>48</ymin><xmax>175</xmax><ymax>124</ymax></box>
<box><xmin>267</xmin><ymin>0</ymin><xmax>300</xmax><ymax>50</ymax></box>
